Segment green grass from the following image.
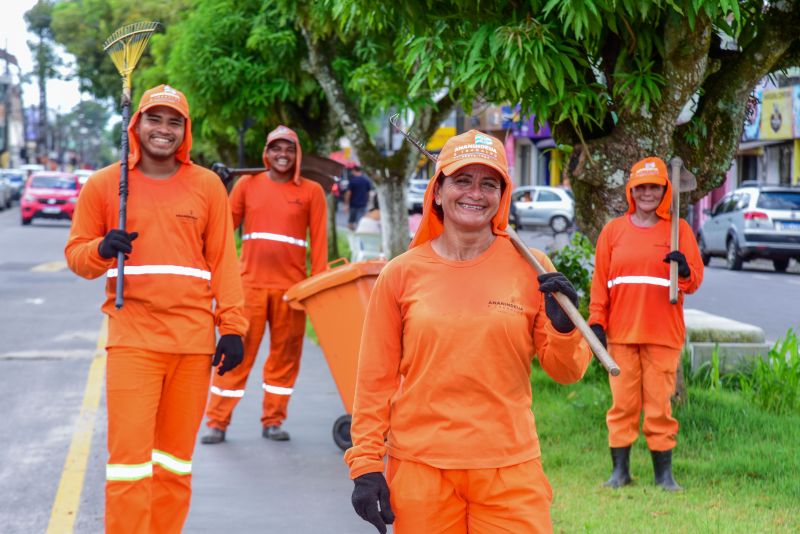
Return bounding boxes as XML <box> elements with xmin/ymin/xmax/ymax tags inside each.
<box><xmin>531</xmin><ymin>365</ymin><xmax>800</xmax><ymax>533</ymax></box>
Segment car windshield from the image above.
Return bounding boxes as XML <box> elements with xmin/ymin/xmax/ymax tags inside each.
<box><xmin>756</xmin><ymin>191</ymin><xmax>800</xmax><ymax>210</ymax></box>
<box><xmin>30</xmin><ymin>176</ymin><xmax>77</xmax><ymax>190</ymax></box>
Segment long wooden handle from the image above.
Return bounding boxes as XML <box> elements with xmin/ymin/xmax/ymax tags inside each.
<box><xmin>669</xmin><ymin>157</ymin><xmax>682</xmax><ymax>304</ymax></box>
<box><xmin>506</xmin><ymin>227</ymin><xmax>620</xmax><ymax>376</ymax></box>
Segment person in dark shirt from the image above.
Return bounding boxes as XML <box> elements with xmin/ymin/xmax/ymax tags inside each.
<box><xmin>344</xmin><ymin>166</ymin><xmax>373</xmax><ymax>230</ymax></box>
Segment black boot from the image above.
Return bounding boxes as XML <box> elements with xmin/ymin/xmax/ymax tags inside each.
<box><xmin>603</xmin><ymin>446</ymin><xmax>632</xmax><ymax>488</ymax></box>
<box><xmin>651</xmin><ymin>449</ymin><xmax>683</xmax><ymax>492</ymax></box>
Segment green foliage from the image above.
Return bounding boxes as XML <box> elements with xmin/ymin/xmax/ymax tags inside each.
<box><xmin>548</xmin><ymin>232</ymin><xmax>594</xmax><ymax>318</ymax></box>
<box><xmin>740</xmin><ymin>329</ymin><xmax>800</xmax><ymax>415</ymax></box>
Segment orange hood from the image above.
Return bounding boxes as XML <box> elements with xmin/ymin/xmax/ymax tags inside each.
<box><xmin>625</xmin><ymin>156</ymin><xmax>672</xmax><ymax>220</ymax></box>
<box><xmin>409</xmin><ymin>129</ymin><xmax>512</xmax><ymax>249</ymax></box>
<box><xmin>262</xmin><ymin>125</ymin><xmax>303</xmax><ymax>185</ymax></box>
<box><xmin>127</xmin><ymin>84</ymin><xmax>193</xmax><ymax>170</ymax></box>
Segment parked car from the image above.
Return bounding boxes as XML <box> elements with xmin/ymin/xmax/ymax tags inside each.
<box><xmin>406</xmin><ymin>175</ymin><xmax>429</xmax><ymax>213</ymax></box>
<box><xmin>0</xmin><ymin>174</ymin><xmax>12</xmax><ymax>210</ymax></box>
<box><xmin>20</xmin><ymin>172</ymin><xmax>81</xmax><ymax>225</ymax></box>
<box><xmin>75</xmin><ymin>169</ymin><xmax>95</xmax><ymax>185</ymax></box>
<box><xmin>509</xmin><ymin>185</ymin><xmax>575</xmax><ymax>232</ymax></box>
<box><xmin>0</xmin><ymin>169</ymin><xmax>25</xmax><ymax>201</ymax></box>
<box><xmin>698</xmin><ymin>184</ymin><xmax>800</xmax><ymax>272</ymax></box>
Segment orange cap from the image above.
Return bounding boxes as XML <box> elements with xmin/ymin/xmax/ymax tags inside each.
<box><xmin>628</xmin><ymin>157</ymin><xmax>668</xmax><ymax>188</ymax></box>
<box><xmin>137</xmin><ymin>84</ymin><xmax>190</xmax><ymax>119</ymax></box>
<box><xmin>434</xmin><ymin>130</ymin><xmax>511</xmax><ymax>185</ymax></box>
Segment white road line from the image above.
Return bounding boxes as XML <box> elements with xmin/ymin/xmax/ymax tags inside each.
<box><xmin>31</xmin><ymin>261</ymin><xmax>68</xmax><ymax>272</ymax></box>
<box><xmin>0</xmin><ymin>349</ymin><xmax>94</xmax><ymax>360</ymax></box>
<box><xmin>751</xmin><ymin>274</ymin><xmax>771</xmax><ymax>281</ymax></box>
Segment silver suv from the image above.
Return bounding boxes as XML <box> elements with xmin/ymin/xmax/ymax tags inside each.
<box><xmin>698</xmin><ymin>184</ymin><xmax>800</xmax><ymax>271</ymax></box>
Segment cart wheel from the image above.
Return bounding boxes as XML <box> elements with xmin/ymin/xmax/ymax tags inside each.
<box><xmin>333</xmin><ymin>414</ymin><xmax>352</xmax><ymax>451</ymax></box>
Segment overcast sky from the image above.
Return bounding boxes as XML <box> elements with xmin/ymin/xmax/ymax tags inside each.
<box><xmin>1</xmin><ymin>0</ymin><xmax>83</xmax><ymax>112</ymax></box>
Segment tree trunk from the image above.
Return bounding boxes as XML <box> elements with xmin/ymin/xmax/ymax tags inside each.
<box><xmin>375</xmin><ymin>177</ymin><xmax>409</xmax><ymax>258</ymax></box>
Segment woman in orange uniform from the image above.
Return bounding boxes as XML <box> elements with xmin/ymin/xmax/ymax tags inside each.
<box><xmin>345</xmin><ymin>130</ymin><xmax>592</xmax><ymax>534</ymax></box>
<box><xmin>589</xmin><ymin>157</ymin><xmax>704</xmax><ymax>492</ymax></box>
<box><xmin>65</xmin><ymin>84</ymin><xmax>247</xmax><ymax>533</ymax></box>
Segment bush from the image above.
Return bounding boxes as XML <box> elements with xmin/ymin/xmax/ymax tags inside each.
<box><xmin>548</xmin><ymin>231</ymin><xmax>594</xmax><ymax>318</ymax></box>
<box><xmin>740</xmin><ymin>329</ymin><xmax>800</xmax><ymax>415</ymax></box>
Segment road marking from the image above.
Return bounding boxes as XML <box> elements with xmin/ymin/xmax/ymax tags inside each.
<box><xmin>46</xmin><ymin>316</ymin><xmax>107</xmax><ymax>534</ymax></box>
<box><xmin>25</xmin><ymin>297</ymin><xmax>45</xmax><ymax>305</ymax></box>
<box><xmin>0</xmin><ymin>349</ymin><xmax>94</xmax><ymax>360</ymax></box>
<box><xmin>751</xmin><ymin>274</ymin><xmax>771</xmax><ymax>281</ymax></box>
<box><xmin>31</xmin><ymin>261</ymin><xmax>68</xmax><ymax>272</ymax></box>
<box><xmin>787</xmin><ymin>279</ymin><xmax>800</xmax><ymax>286</ymax></box>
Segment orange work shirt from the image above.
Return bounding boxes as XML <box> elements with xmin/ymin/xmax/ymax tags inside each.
<box><xmin>589</xmin><ymin>215</ymin><xmax>704</xmax><ymax>349</ymax></box>
<box><xmin>230</xmin><ymin>173</ymin><xmax>328</xmax><ymax>289</ymax></box>
<box><xmin>65</xmin><ymin>163</ymin><xmax>248</xmax><ymax>354</ymax></box>
<box><xmin>345</xmin><ymin>237</ymin><xmax>592</xmax><ymax>478</ymax></box>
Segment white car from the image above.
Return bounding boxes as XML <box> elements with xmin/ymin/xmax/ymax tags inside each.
<box><xmin>509</xmin><ymin>185</ymin><xmax>575</xmax><ymax>233</ymax></box>
<box><xmin>75</xmin><ymin>169</ymin><xmax>94</xmax><ymax>185</ymax></box>
<box><xmin>0</xmin><ymin>174</ymin><xmax>12</xmax><ymax>210</ymax></box>
<box><xmin>406</xmin><ymin>176</ymin><xmax>430</xmax><ymax>213</ymax></box>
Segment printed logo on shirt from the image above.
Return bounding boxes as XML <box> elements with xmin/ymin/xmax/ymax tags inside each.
<box><xmin>287</xmin><ymin>198</ymin><xmax>303</xmax><ymax>206</ymax></box>
<box><xmin>487</xmin><ymin>298</ymin><xmax>525</xmax><ymax>315</ymax></box>
<box><xmin>654</xmin><ymin>241</ymin><xmax>670</xmax><ymax>248</ymax></box>
<box><xmin>176</xmin><ymin>210</ymin><xmax>199</xmax><ymax>221</ymax></box>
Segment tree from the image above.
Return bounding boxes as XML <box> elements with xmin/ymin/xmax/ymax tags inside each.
<box><xmin>394</xmin><ymin>0</ymin><xmax>800</xmax><ymax>241</ymax></box>
<box><xmin>24</xmin><ymin>0</ymin><xmax>62</xmax><ymax>162</ymax></box>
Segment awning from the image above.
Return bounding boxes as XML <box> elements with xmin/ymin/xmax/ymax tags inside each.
<box><xmin>737</xmin><ymin>139</ymin><xmax>787</xmax><ymax>155</ymax></box>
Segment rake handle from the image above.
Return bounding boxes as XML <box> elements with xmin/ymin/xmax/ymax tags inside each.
<box><xmin>506</xmin><ymin>227</ymin><xmax>620</xmax><ymax>376</ymax></box>
<box><xmin>115</xmin><ymin>96</ymin><xmax>131</xmax><ymax>309</ymax></box>
<box><xmin>669</xmin><ymin>157</ymin><xmax>682</xmax><ymax>305</ymax></box>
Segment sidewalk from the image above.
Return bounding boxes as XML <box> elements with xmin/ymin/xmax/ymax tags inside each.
<box><xmin>185</xmin><ymin>338</ymin><xmax>367</xmax><ymax>533</ymax></box>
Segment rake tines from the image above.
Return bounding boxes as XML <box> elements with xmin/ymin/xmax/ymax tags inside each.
<box><xmin>103</xmin><ymin>21</ymin><xmax>160</xmax><ymax>87</ymax></box>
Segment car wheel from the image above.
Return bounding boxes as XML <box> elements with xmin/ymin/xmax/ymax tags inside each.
<box><xmin>21</xmin><ymin>216</ymin><xmax>32</xmax><ymax>226</ymax></box>
<box><xmin>772</xmin><ymin>258</ymin><xmax>789</xmax><ymax>273</ymax></box>
<box><xmin>725</xmin><ymin>237</ymin><xmax>743</xmax><ymax>271</ymax></box>
<box><xmin>698</xmin><ymin>233</ymin><xmax>711</xmax><ymax>266</ymax></box>
<box><xmin>550</xmin><ymin>215</ymin><xmax>569</xmax><ymax>233</ymax></box>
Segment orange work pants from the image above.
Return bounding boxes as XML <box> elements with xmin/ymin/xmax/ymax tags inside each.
<box><xmin>606</xmin><ymin>343</ymin><xmax>681</xmax><ymax>451</ymax></box>
<box><xmin>205</xmin><ymin>286</ymin><xmax>305</xmax><ymax>430</ymax></box>
<box><xmin>386</xmin><ymin>457</ymin><xmax>553</xmax><ymax>534</ymax></box>
<box><xmin>105</xmin><ymin>347</ymin><xmax>211</xmax><ymax>534</ymax></box>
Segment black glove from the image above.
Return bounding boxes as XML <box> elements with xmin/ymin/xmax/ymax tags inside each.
<box><xmin>664</xmin><ymin>251</ymin><xmax>691</xmax><ymax>278</ymax></box>
<box><xmin>98</xmin><ymin>229</ymin><xmax>139</xmax><ymax>259</ymax></box>
<box><xmin>212</xmin><ymin>335</ymin><xmax>244</xmax><ymax>376</ymax></box>
<box><xmin>590</xmin><ymin>324</ymin><xmax>607</xmax><ymax>349</ymax></box>
<box><xmin>352</xmin><ymin>472</ymin><xmax>394</xmax><ymax>534</ymax></box>
<box><xmin>538</xmin><ymin>272</ymin><xmax>579</xmax><ymax>333</ymax></box>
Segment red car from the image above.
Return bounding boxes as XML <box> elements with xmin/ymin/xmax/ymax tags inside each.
<box><xmin>20</xmin><ymin>172</ymin><xmax>81</xmax><ymax>225</ymax></box>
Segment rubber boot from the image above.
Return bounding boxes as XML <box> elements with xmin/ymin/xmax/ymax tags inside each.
<box><xmin>651</xmin><ymin>449</ymin><xmax>683</xmax><ymax>492</ymax></box>
<box><xmin>200</xmin><ymin>428</ymin><xmax>225</xmax><ymax>445</ymax></box>
<box><xmin>603</xmin><ymin>446</ymin><xmax>632</xmax><ymax>488</ymax></box>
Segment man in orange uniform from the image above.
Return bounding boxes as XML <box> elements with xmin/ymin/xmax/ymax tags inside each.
<box><xmin>202</xmin><ymin>125</ymin><xmax>328</xmax><ymax>443</ymax></box>
<box><xmin>589</xmin><ymin>157</ymin><xmax>704</xmax><ymax>491</ymax></box>
<box><xmin>346</xmin><ymin>130</ymin><xmax>592</xmax><ymax>533</ymax></box>
<box><xmin>65</xmin><ymin>84</ymin><xmax>247</xmax><ymax>534</ymax></box>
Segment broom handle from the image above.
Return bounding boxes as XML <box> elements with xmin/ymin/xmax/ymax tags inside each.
<box><xmin>115</xmin><ymin>92</ymin><xmax>131</xmax><ymax>309</ymax></box>
<box><xmin>506</xmin><ymin>227</ymin><xmax>620</xmax><ymax>376</ymax></box>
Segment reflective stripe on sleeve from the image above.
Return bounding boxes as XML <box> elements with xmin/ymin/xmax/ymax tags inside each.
<box><xmin>242</xmin><ymin>232</ymin><xmax>307</xmax><ymax>248</ymax></box>
<box><xmin>106</xmin><ymin>265</ymin><xmax>211</xmax><ymax>281</ymax></box>
<box><xmin>263</xmin><ymin>383</ymin><xmax>293</xmax><ymax>395</ymax></box>
<box><xmin>607</xmin><ymin>276</ymin><xmax>670</xmax><ymax>288</ymax></box>
<box><xmin>152</xmin><ymin>450</ymin><xmax>192</xmax><ymax>476</ymax></box>
<box><xmin>210</xmin><ymin>385</ymin><xmax>245</xmax><ymax>398</ymax></box>
<box><xmin>106</xmin><ymin>462</ymin><xmax>153</xmax><ymax>481</ymax></box>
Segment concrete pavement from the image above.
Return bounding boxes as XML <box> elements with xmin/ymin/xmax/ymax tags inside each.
<box><xmin>184</xmin><ymin>338</ymin><xmax>368</xmax><ymax>533</ymax></box>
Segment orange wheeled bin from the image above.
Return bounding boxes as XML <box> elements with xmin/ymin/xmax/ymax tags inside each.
<box><xmin>284</xmin><ymin>258</ymin><xmax>386</xmax><ymax>450</ymax></box>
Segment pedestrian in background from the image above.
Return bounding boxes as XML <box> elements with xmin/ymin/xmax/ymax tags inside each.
<box><xmin>65</xmin><ymin>84</ymin><xmax>247</xmax><ymax>533</ymax></box>
<box><xmin>589</xmin><ymin>156</ymin><xmax>704</xmax><ymax>492</ymax></box>
<box><xmin>346</xmin><ymin>130</ymin><xmax>592</xmax><ymax>533</ymax></box>
<box><xmin>202</xmin><ymin>125</ymin><xmax>328</xmax><ymax>444</ymax></box>
<box><xmin>344</xmin><ymin>165</ymin><xmax>373</xmax><ymax>230</ymax></box>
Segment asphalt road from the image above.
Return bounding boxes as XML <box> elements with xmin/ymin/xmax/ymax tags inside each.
<box><xmin>1</xmin><ymin>202</ymin><xmax>796</xmax><ymax>533</ymax></box>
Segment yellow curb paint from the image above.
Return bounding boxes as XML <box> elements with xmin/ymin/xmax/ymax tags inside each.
<box><xmin>31</xmin><ymin>260</ymin><xmax>68</xmax><ymax>272</ymax></box>
<box><xmin>46</xmin><ymin>316</ymin><xmax>107</xmax><ymax>534</ymax></box>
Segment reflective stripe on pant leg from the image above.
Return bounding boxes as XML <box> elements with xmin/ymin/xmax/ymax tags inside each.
<box><xmin>105</xmin><ymin>348</ymin><xmax>166</xmax><ymax>534</ymax></box>
<box><xmin>466</xmin><ymin>458</ymin><xmax>553</xmax><ymax>534</ymax></box>
<box><xmin>261</xmin><ymin>289</ymin><xmax>306</xmax><ymax>427</ymax></box>
<box><xmin>151</xmin><ymin>353</ymin><xmax>211</xmax><ymax>534</ymax></box>
<box><xmin>205</xmin><ymin>286</ymin><xmax>268</xmax><ymax>430</ymax></box>
<box><xmin>386</xmin><ymin>457</ymin><xmax>468</xmax><ymax>534</ymax></box>
<box><xmin>606</xmin><ymin>343</ymin><xmax>644</xmax><ymax>448</ymax></box>
<box><xmin>641</xmin><ymin>344</ymin><xmax>681</xmax><ymax>451</ymax></box>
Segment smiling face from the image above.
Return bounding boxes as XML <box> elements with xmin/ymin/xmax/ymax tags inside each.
<box><xmin>264</xmin><ymin>139</ymin><xmax>297</xmax><ymax>180</ymax></box>
<box><xmin>135</xmin><ymin>106</ymin><xmax>186</xmax><ymax>161</ymax></box>
<box><xmin>631</xmin><ymin>183</ymin><xmax>666</xmax><ymax>215</ymax></box>
<box><xmin>434</xmin><ymin>163</ymin><xmax>503</xmax><ymax>234</ymax></box>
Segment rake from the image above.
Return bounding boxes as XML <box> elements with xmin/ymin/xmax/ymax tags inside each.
<box><xmin>389</xmin><ymin>114</ymin><xmax>620</xmax><ymax>376</ymax></box>
<box><xmin>103</xmin><ymin>21</ymin><xmax>160</xmax><ymax>309</ymax></box>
